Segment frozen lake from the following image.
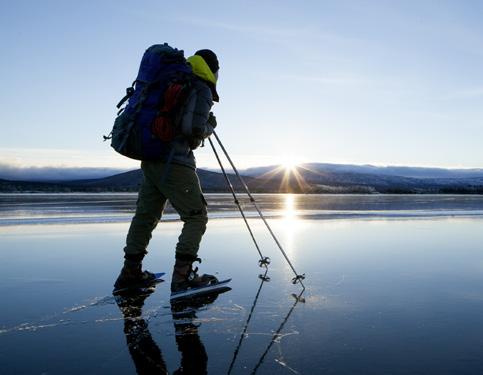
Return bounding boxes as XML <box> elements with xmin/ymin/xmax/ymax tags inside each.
<box><xmin>1</xmin><ymin>194</ymin><xmax>483</xmax><ymax>374</ymax></box>
<box><xmin>2</xmin><ymin>193</ymin><xmax>483</xmax><ymax>225</ymax></box>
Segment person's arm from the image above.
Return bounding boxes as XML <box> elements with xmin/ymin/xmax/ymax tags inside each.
<box><xmin>179</xmin><ymin>83</ymin><xmax>215</xmax><ymax>148</ymax></box>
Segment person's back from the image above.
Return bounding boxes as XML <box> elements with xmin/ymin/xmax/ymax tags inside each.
<box><xmin>169</xmin><ymin>56</ymin><xmax>218</xmax><ymax>169</ymax></box>
<box><xmin>114</xmin><ymin>49</ymin><xmax>220</xmax><ymax>295</ymax></box>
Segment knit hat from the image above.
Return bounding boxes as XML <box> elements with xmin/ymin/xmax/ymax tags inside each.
<box><xmin>195</xmin><ymin>49</ymin><xmax>219</xmax><ymax>74</ymax></box>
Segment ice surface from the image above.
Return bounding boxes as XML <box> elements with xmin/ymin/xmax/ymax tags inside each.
<box><xmin>2</xmin><ymin>194</ymin><xmax>483</xmax><ymax>373</ymax></box>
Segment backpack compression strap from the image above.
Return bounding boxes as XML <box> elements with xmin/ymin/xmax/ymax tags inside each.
<box><xmin>116</xmin><ymin>81</ymin><xmax>137</xmax><ymax>109</ymax></box>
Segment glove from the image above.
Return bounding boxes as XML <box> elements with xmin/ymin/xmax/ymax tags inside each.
<box><xmin>207</xmin><ymin>112</ymin><xmax>217</xmax><ymax>129</ymax></box>
<box><xmin>189</xmin><ymin>138</ymin><xmax>202</xmax><ymax>150</ymax></box>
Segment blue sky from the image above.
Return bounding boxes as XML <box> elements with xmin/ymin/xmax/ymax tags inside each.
<box><xmin>1</xmin><ymin>0</ymin><xmax>483</xmax><ymax>170</ymax></box>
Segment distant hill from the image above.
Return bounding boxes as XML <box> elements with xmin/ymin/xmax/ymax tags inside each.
<box><xmin>240</xmin><ymin>163</ymin><xmax>483</xmax><ymax>194</ymax></box>
<box><xmin>243</xmin><ymin>163</ymin><xmax>483</xmax><ymax>179</ymax></box>
<box><xmin>0</xmin><ymin>169</ymin><xmax>280</xmax><ymax>193</ymax></box>
<box><xmin>61</xmin><ymin>169</ymin><xmax>270</xmax><ymax>192</ymax></box>
<box><xmin>1</xmin><ymin>163</ymin><xmax>483</xmax><ymax>194</ymax></box>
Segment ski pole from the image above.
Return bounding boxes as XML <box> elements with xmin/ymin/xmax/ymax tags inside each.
<box><xmin>212</xmin><ymin>131</ymin><xmax>305</xmax><ymax>288</ymax></box>
<box><xmin>208</xmin><ymin>137</ymin><xmax>270</xmax><ymax>267</ymax></box>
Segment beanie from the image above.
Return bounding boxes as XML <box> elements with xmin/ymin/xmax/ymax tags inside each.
<box><xmin>194</xmin><ymin>49</ymin><xmax>219</xmax><ymax>74</ymax></box>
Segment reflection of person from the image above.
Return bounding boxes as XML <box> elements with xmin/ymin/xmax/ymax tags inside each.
<box><xmin>114</xmin><ymin>288</ymin><xmax>222</xmax><ymax>375</ymax></box>
<box><xmin>114</xmin><ymin>49</ymin><xmax>221</xmax><ymax>294</ymax></box>
<box><xmin>114</xmin><ymin>290</ymin><xmax>168</xmax><ymax>374</ymax></box>
<box><xmin>171</xmin><ymin>297</ymin><xmax>213</xmax><ymax>375</ymax></box>
<box><xmin>171</xmin><ymin>290</ymin><xmax>228</xmax><ymax>374</ymax></box>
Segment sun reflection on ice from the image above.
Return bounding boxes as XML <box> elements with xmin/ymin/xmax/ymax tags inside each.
<box><xmin>280</xmin><ymin>194</ymin><xmax>300</xmax><ymax>261</ymax></box>
<box><xmin>283</xmin><ymin>194</ymin><xmax>297</xmax><ymax>220</ymax></box>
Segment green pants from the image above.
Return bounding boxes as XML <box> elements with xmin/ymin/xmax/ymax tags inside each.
<box><xmin>124</xmin><ymin>161</ymin><xmax>208</xmax><ymax>262</ymax></box>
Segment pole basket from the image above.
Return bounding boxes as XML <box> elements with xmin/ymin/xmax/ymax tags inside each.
<box><xmin>258</xmin><ymin>257</ymin><xmax>271</xmax><ymax>267</ymax></box>
<box><xmin>291</xmin><ymin>274</ymin><xmax>306</xmax><ymax>285</ymax></box>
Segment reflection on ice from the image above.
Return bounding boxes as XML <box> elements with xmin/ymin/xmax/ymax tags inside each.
<box><xmin>2</xmin><ymin>193</ymin><xmax>483</xmax><ymax>226</ymax></box>
<box><xmin>1</xmin><ymin>266</ymin><xmax>306</xmax><ymax>375</ymax></box>
<box><xmin>280</xmin><ymin>194</ymin><xmax>299</xmax><ymax>261</ymax></box>
<box><xmin>2</xmin><ymin>195</ymin><xmax>483</xmax><ymax>373</ymax></box>
<box><xmin>283</xmin><ymin>194</ymin><xmax>297</xmax><ymax>220</ymax></box>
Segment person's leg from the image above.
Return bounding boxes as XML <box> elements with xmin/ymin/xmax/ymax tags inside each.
<box><xmin>144</xmin><ymin>162</ymin><xmax>208</xmax><ymax>261</ymax></box>
<box><xmin>124</xmin><ymin>166</ymin><xmax>167</xmax><ymax>263</ymax></box>
<box><xmin>114</xmin><ymin>164</ymin><xmax>167</xmax><ymax>290</ymax></box>
<box><xmin>142</xmin><ymin>162</ymin><xmax>215</xmax><ymax>291</ymax></box>
<box><xmin>166</xmin><ymin>167</ymin><xmax>208</xmax><ymax>262</ymax></box>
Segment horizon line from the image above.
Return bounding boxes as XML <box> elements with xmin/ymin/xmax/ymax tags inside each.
<box><xmin>1</xmin><ymin>161</ymin><xmax>483</xmax><ymax>172</ymax></box>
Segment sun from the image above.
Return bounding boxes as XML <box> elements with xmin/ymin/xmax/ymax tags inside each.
<box><xmin>282</xmin><ymin>158</ymin><xmax>298</xmax><ymax>172</ymax></box>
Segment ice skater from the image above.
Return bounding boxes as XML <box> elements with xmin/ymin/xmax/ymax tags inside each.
<box><xmin>113</xmin><ymin>48</ymin><xmax>220</xmax><ymax>295</ymax></box>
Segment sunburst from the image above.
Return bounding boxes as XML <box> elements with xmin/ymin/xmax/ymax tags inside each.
<box><xmin>254</xmin><ymin>157</ymin><xmax>313</xmax><ymax>193</ymax></box>
<box><xmin>282</xmin><ymin>159</ymin><xmax>298</xmax><ymax>172</ymax></box>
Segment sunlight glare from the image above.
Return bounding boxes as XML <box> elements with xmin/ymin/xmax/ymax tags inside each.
<box><xmin>279</xmin><ymin>194</ymin><xmax>300</xmax><ymax>262</ymax></box>
<box><xmin>283</xmin><ymin>159</ymin><xmax>298</xmax><ymax>172</ymax></box>
<box><xmin>283</xmin><ymin>194</ymin><xmax>296</xmax><ymax>220</ymax></box>
<box><xmin>281</xmin><ymin>154</ymin><xmax>304</xmax><ymax>173</ymax></box>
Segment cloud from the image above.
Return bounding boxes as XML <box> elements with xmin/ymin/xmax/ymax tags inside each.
<box><xmin>177</xmin><ymin>15</ymin><xmax>364</xmax><ymax>49</ymax></box>
<box><xmin>422</xmin><ymin>86</ymin><xmax>483</xmax><ymax>103</ymax></box>
<box><xmin>277</xmin><ymin>73</ymin><xmax>372</xmax><ymax>87</ymax></box>
<box><xmin>177</xmin><ymin>16</ymin><xmax>309</xmax><ymax>39</ymax></box>
<box><xmin>0</xmin><ymin>162</ymin><xmax>130</xmax><ymax>182</ymax></box>
<box><xmin>439</xmin><ymin>87</ymin><xmax>483</xmax><ymax>100</ymax></box>
<box><xmin>0</xmin><ymin>147</ymin><xmax>139</xmax><ymax>169</ymax></box>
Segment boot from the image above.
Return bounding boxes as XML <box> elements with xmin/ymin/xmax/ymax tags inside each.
<box><xmin>113</xmin><ymin>261</ymin><xmax>157</xmax><ymax>293</ymax></box>
<box><xmin>171</xmin><ymin>258</ymin><xmax>218</xmax><ymax>293</ymax></box>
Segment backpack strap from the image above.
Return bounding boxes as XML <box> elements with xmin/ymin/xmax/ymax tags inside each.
<box><xmin>116</xmin><ymin>81</ymin><xmax>137</xmax><ymax>109</ymax></box>
<box><xmin>159</xmin><ymin>145</ymin><xmax>176</xmax><ymax>185</ymax></box>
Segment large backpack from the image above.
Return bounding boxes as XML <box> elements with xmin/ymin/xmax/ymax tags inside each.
<box><xmin>105</xmin><ymin>44</ymin><xmax>193</xmax><ymax>161</ymax></box>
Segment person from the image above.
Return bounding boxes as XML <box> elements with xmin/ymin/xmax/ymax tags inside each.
<box><xmin>114</xmin><ymin>49</ymin><xmax>220</xmax><ymax>294</ymax></box>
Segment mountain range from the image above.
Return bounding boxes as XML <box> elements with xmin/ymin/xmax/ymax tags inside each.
<box><xmin>1</xmin><ymin>163</ymin><xmax>483</xmax><ymax>194</ymax></box>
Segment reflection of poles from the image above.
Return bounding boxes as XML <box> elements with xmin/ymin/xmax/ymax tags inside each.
<box><xmin>250</xmin><ymin>290</ymin><xmax>306</xmax><ymax>375</ymax></box>
<box><xmin>227</xmin><ymin>269</ymin><xmax>271</xmax><ymax>375</ymax></box>
<box><xmin>210</xmin><ymin>131</ymin><xmax>305</xmax><ymax>288</ymax></box>
<box><xmin>208</xmin><ymin>137</ymin><xmax>270</xmax><ymax>268</ymax></box>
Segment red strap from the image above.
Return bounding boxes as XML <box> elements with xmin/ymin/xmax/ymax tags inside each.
<box><xmin>151</xmin><ymin>83</ymin><xmax>185</xmax><ymax>141</ymax></box>
<box><xmin>162</xmin><ymin>83</ymin><xmax>184</xmax><ymax>112</ymax></box>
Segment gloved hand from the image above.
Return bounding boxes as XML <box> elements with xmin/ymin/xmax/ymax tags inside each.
<box><xmin>189</xmin><ymin>137</ymin><xmax>202</xmax><ymax>150</ymax></box>
<box><xmin>207</xmin><ymin>112</ymin><xmax>217</xmax><ymax>129</ymax></box>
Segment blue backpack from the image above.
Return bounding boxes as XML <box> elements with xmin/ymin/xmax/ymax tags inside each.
<box><xmin>105</xmin><ymin>43</ymin><xmax>193</xmax><ymax>161</ymax></box>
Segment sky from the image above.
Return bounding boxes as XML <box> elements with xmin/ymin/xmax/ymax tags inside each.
<box><xmin>1</xmin><ymin>0</ymin><xmax>483</xmax><ymax>172</ymax></box>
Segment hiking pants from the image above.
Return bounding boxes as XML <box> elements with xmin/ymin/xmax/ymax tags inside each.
<box><xmin>124</xmin><ymin>160</ymin><xmax>208</xmax><ymax>262</ymax></box>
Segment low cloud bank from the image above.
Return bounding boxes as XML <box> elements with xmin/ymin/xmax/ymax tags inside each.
<box><xmin>0</xmin><ymin>163</ymin><xmax>129</xmax><ymax>182</ymax></box>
